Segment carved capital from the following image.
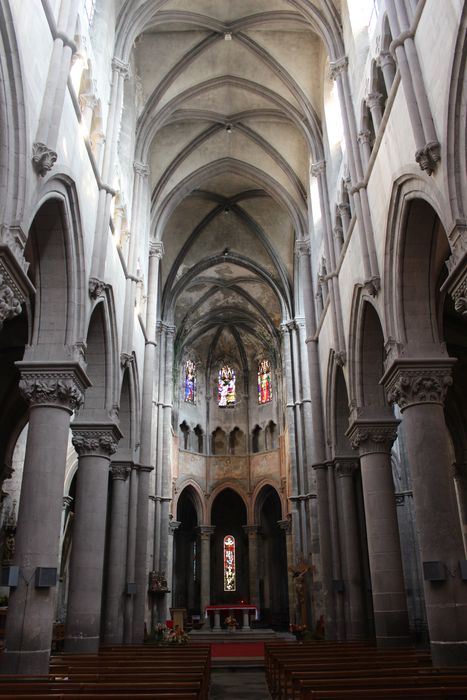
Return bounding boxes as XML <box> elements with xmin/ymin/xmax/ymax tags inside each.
<box><xmin>199</xmin><ymin>525</ymin><xmax>215</xmax><ymax>540</ymax></box>
<box><xmin>346</xmin><ymin>419</ymin><xmax>400</xmax><ymax>456</ymax></box>
<box><xmin>243</xmin><ymin>524</ymin><xmax>260</xmax><ymax>536</ymax></box>
<box><xmin>133</xmin><ymin>161</ymin><xmax>149</xmax><ymax>178</ymax></box>
<box><xmin>110</xmin><ymin>462</ymin><xmax>131</xmax><ymax>481</ymax></box>
<box><xmin>295</xmin><ymin>239</ymin><xmax>311</xmax><ymax>258</ymax></box>
<box><xmin>415</xmin><ymin>141</ymin><xmax>441</xmax><ymax>176</ymax></box>
<box><xmin>149</xmin><ymin>241</ymin><xmax>164</xmax><ymax>259</ymax></box>
<box><xmin>88</xmin><ymin>277</ymin><xmax>108</xmax><ymax>299</ymax></box>
<box><xmin>311</xmin><ymin>160</ymin><xmax>326</xmax><ymax>177</ymax></box>
<box><xmin>162</xmin><ymin>323</ymin><xmax>176</xmax><ymax>337</ymax></box>
<box><xmin>367</xmin><ymin>92</ymin><xmax>384</xmax><ymax>110</ymax></box>
<box><xmin>334</xmin><ymin>349</ymin><xmax>346</xmax><ymax>367</ymax></box>
<box><xmin>79</xmin><ymin>92</ymin><xmax>97</xmax><ymax>113</ymax></box>
<box><xmin>333</xmin><ymin>225</ymin><xmax>344</xmax><ymax>244</ymax></box>
<box><xmin>17</xmin><ymin>362</ymin><xmax>90</xmax><ymax>412</ymax></box>
<box><xmin>334</xmin><ymin>458</ymin><xmax>358</xmax><ymax>478</ymax></box>
<box><xmin>0</xmin><ymin>269</ymin><xmax>23</xmax><ymax>329</ymax></box>
<box><xmin>378</xmin><ymin>51</ymin><xmax>395</xmax><ymax>70</ymax></box>
<box><xmin>329</xmin><ymin>56</ymin><xmax>348</xmax><ymax>81</ymax></box>
<box><xmin>358</xmin><ymin>129</ymin><xmax>372</xmax><ymax>145</ymax></box>
<box><xmin>337</xmin><ymin>202</ymin><xmax>350</xmax><ymax>217</ymax></box>
<box><xmin>383</xmin><ymin>359</ymin><xmax>455</xmax><ymax>411</ymax></box>
<box><xmin>72</xmin><ymin>422</ymin><xmax>122</xmax><ymax>458</ymax></box>
<box><xmin>169</xmin><ymin>519</ymin><xmax>181</xmax><ymax>534</ymax></box>
<box><xmin>32</xmin><ymin>142</ymin><xmax>57</xmax><ymax>176</ymax></box>
<box><xmin>111</xmin><ymin>57</ymin><xmax>130</xmax><ymax>79</ymax></box>
<box><xmin>278</xmin><ymin>517</ymin><xmax>292</xmax><ymax>534</ymax></box>
<box><xmin>120</xmin><ymin>352</ymin><xmax>134</xmax><ymax>369</ymax></box>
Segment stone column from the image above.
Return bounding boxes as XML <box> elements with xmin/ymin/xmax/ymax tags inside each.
<box><xmin>278</xmin><ymin>518</ymin><xmax>295</xmax><ymax>623</ymax></box>
<box><xmin>64</xmin><ymin>422</ymin><xmax>121</xmax><ymax>652</ymax></box>
<box><xmin>367</xmin><ymin>93</ymin><xmax>384</xmax><ymax>133</ymax></box>
<box><xmin>334</xmin><ymin>459</ymin><xmax>366</xmax><ymax>640</ymax></box>
<box><xmin>358</xmin><ymin>130</ymin><xmax>372</xmax><ymax>171</ymax></box>
<box><xmin>199</xmin><ymin>526</ymin><xmax>215</xmax><ymax>621</ymax></box>
<box><xmin>243</xmin><ymin>525</ymin><xmax>260</xmax><ymax>609</ymax></box>
<box><xmin>384</xmin><ymin>359</ymin><xmax>467</xmax><ymax>665</ymax></box>
<box><xmin>166</xmin><ymin>519</ymin><xmax>181</xmax><ymax>611</ymax></box>
<box><xmin>124</xmin><ymin>464</ymin><xmax>138</xmax><ymax>643</ymax></box>
<box><xmin>347</xmin><ymin>418</ymin><xmax>410</xmax><ymax>647</ymax></box>
<box><xmin>132</xmin><ymin>464</ymin><xmax>154</xmax><ymax>642</ymax></box>
<box><xmin>2</xmin><ymin>362</ymin><xmax>89</xmax><ymax>674</ymax></box>
<box><xmin>103</xmin><ymin>462</ymin><xmax>131</xmax><ymax>644</ymax></box>
<box><xmin>378</xmin><ymin>52</ymin><xmax>397</xmax><ymax>95</ymax></box>
<box><xmin>312</xmin><ymin>463</ymin><xmax>336</xmax><ymax>639</ymax></box>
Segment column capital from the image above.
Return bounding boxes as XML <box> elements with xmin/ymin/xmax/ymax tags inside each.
<box><xmin>199</xmin><ymin>525</ymin><xmax>215</xmax><ymax>539</ymax></box>
<box><xmin>243</xmin><ymin>524</ymin><xmax>260</xmax><ymax>536</ymax></box>
<box><xmin>161</xmin><ymin>322</ymin><xmax>176</xmax><ymax>337</ymax></box>
<box><xmin>358</xmin><ymin>129</ymin><xmax>372</xmax><ymax>145</ymax></box>
<box><xmin>136</xmin><ymin>464</ymin><xmax>154</xmax><ymax>473</ymax></box>
<box><xmin>278</xmin><ymin>517</ymin><xmax>292</xmax><ymax>533</ymax></box>
<box><xmin>71</xmin><ymin>421</ymin><xmax>122</xmax><ymax>458</ymax></box>
<box><xmin>334</xmin><ymin>458</ymin><xmax>359</xmax><ymax>478</ymax></box>
<box><xmin>133</xmin><ymin>161</ymin><xmax>149</xmax><ymax>178</ymax></box>
<box><xmin>17</xmin><ymin>361</ymin><xmax>90</xmax><ymax>412</ymax></box>
<box><xmin>169</xmin><ymin>519</ymin><xmax>181</xmax><ymax>534</ymax></box>
<box><xmin>378</xmin><ymin>50</ymin><xmax>395</xmax><ymax>68</ymax></box>
<box><xmin>312</xmin><ymin>462</ymin><xmax>329</xmax><ymax>472</ymax></box>
<box><xmin>111</xmin><ymin>56</ymin><xmax>130</xmax><ymax>79</ymax></box>
<box><xmin>443</xmin><ymin>238</ymin><xmax>467</xmax><ymax>316</ymax></box>
<box><xmin>346</xmin><ymin>418</ymin><xmax>400</xmax><ymax>456</ymax></box>
<box><xmin>88</xmin><ymin>276</ymin><xmax>108</xmax><ymax>299</ymax></box>
<box><xmin>32</xmin><ymin>142</ymin><xmax>57</xmax><ymax>177</ymax></box>
<box><xmin>295</xmin><ymin>238</ymin><xmax>311</xmax><ymax>258</ymax></box>
<box><xmin>110</xmin><ymin>462</ymin><xmax>131</xmax><ymax>481</ymax></box>
<box><xmin>382</xmin><ymin>358</ymin><xmax>456</xmax><ymax>411</ymax></box>
<box><xmin>311</xmin><ymin>159</ymin><xmax>326</xmax><ymax>177</ymax></box>
<box><xmin>0</xmin><ymin>248</ymin><xmax>32</xmax><ymax>330</ymax></box>
<box><xmin>149</xmin><ymin>240</ymin><xmax>164</xmax><ymax>259</ymax></box>
<box><xmin>329</xmin><ymin>55</ymin><xmax>348</xmax><ymax>81</ymax></box>
<box><xmin>367</xmin><ymin>92</ymin><xmax>384</xmax><ymax>110</ymax></box>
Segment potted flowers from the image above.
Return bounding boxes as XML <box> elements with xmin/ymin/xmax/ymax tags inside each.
<box><xmin>289</xmin><ymin>623</ymin><xmax>307</xmax><ymax>642</ymax></box>
<box><xmin>167</xmin><ymin>624</ymin><xmax>189</xmax><ymax>645</ymax></box>
<box><xmin>225</xmin><ymin>614</ymin><xmax>239</xmax><ymax>632</ymax></box>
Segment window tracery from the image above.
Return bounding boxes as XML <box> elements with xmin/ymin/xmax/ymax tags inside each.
<box><xmin>258</xmin><ymin>359</ymin><xmax>272</xmax><ymax>404</ymax></box>
<box><xmin>218</xmin><ymin>365</ymin><xmax>236</xmax><ymax>407</ymax></box>
<box><xmin>184</xmin><ymin>360</ymin><xmax>196</xmax><ymax>404</ymax></box>
<box><xmin>223</xmin><ymin>535</ymin><xmax>236</xmax><ymax>591</ymax></box>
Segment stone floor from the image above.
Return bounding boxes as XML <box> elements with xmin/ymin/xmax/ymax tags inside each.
<box><xmin>209</xmin><ymin>668</ymin><xmax>272</xmax><ymax>699</ymax></box>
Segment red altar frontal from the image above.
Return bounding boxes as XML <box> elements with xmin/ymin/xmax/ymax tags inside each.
<box><xmin>205</xmin><ymin>604</ymin><xmax>258</xmax><ymax>630</ymax></box>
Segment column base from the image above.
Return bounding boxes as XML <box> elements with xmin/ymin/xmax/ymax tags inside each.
<box><xmin>1</xmin><ymin>648</ymin><xmax>51</xmax><ymax>675</ymax></box>
<box><xmin>431</xmin><ymin>641</ymin><xmax>467</xmax><ymax>666</ymax></box>
<box><xmin>64</xmin><ymin>635</ymin><xmax>100</xmax><ymax>654</ymax></box>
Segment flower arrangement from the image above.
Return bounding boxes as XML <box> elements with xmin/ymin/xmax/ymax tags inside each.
<box><xmin>147</xmin><ymin>622</ymin><xmax>168</xmax><ymax>644</ymax></box>
<box><xmin>289</xmin><ymin>623</ymin><xmax>307</xmax><ymax>641</ymax></box>
<box><xmin>166</xmin><ymin>624</ymin><xmax>189</xmax><ymax>645</ymax></box>
<box><xmin>225</xmin><ymin>615</ymin><xmax>239</xmax><ymax>630</ymax></box>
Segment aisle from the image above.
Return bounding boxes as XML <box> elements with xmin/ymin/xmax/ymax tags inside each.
<box><xmin>209</xmin><ymin>667</ymin><xmax>272</xmax><ymax>699</ymax></box>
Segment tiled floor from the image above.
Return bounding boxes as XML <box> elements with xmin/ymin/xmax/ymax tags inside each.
<box><xmin>209</xmin><ymin>668</ymin><xmax>272</xmax><ymax>699</ymax></box>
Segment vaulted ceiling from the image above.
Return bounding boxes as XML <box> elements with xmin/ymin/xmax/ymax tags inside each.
<box><xmin>116</xmin><ymin>0</ymin><xmax>340</xmax><ymax>371</ymax></box>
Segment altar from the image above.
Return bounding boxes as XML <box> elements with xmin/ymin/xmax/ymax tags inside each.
<box><xmin>205</xmin><ymin>604</ymin><xmax>258</xmax><ymax>631</ymax></box>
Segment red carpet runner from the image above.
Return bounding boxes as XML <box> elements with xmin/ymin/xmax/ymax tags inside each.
<box><xmin>211</xmin><ymin>642</ymin><xmax>264</xmax><ymax>658</ymax></box>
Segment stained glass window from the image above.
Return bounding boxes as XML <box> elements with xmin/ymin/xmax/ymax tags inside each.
<box><xmin>185</xmin><ymin>360</ymin><xmax>196</xmax><ymax>403</ymax></box>
<box><xmin>258</xmin><ymin>359</ymin><xmax>272</xmax><ymax>404</ymax></box>
<box><xmin>218</xmin><ymin>365</ymin><xmax>236</xmax><ymax>407</ymax></box>
<box><xmin>223</xmin><ymin>535</ymin><xmax>236</xmax><ymax>591</ymax></box>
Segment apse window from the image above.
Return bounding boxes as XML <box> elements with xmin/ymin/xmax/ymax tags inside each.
<box><xmin>258</xmin><ymin>359</ymin><xmax>272</xmax><ymax>404</ymax></box>
<box><xmin>218</xmin><ymin>365</ymin><xmax>236</xmax><ymax>407</ymax></box>
<box><xmin>184</xmin><ymin>360</ymin><xmax>196</xmax><ymax>404</ymax></box>
<box><xmin>223</xmin><ymin>535</ymin><xmax>236</xmax><ymax>591</ymax></box>
<box><xmin>84</xmin><ymin>0</ymin><xmax>96</xmax><ymax>24</ymax></box>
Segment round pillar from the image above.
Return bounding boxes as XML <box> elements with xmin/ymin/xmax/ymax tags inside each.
<box><xmin>334</xmin><ymin>459</ymin><xmax>366</xmax><ymax>640</ymax></box>
<box><xmin>384</xmin><ymin>359</ymin><xmax>467</xmax><ymax>665</ymax></box>
<box><xmin>2</xmin><ymin>363</ymin><xmax>89</xmax><ymax>674</ymax></box>
<box><xmin>64</xmin><ymin>422</ymin><xmax>120</xmax><ymax>653</ymax></box>
<box><xmin>243</xmin><ymin>524</ymin><xmax>260</xmax><ymax>610</ymax></box>
<box><xmin>103</xmin><ymin>462</ymin><xmax>131</xmax><ymax>644</ymax></box>
<box><xmin>199</xmin><ymin>526</ymin><xmax>215</xmax><ymax>621</ymax></box>
<box><xmin>347</xmin><ymin>418</ymin><xmax>410</xmax><ymax>647</ymax></box>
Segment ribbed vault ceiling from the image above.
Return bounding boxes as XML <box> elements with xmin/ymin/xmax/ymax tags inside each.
<box><xmin>117</xmin><ymin>0</ymin><xmax>337</xmax><ymax>369</ymax></box>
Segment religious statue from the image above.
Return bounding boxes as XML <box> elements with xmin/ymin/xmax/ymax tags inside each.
<box><xmin>289</xmin><ymin>558</ymin><xmax>312</xmax><ymax>625</ymax></box>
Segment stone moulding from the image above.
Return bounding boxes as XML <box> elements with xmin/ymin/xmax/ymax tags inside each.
<box><xmin>32</xmin><ymin>142</ymin><xmax>58</xmax><ymax>176</ymax></box>
<box><xmin>17</xmin><ymin>361</ymin><xmax>91</xmax><ymax>412</ymax></box>
<box><xmin>381</xmin><ymin>358</ymin><xmax>457</xmax><ymax>411</ymax></box>
<box><xmin>0</xmin><ymin>244</ymin><xmax>35</xmax><ymax>330</ymax></box>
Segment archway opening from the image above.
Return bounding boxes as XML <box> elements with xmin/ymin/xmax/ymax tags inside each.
<box><xmin>174</xmin><ymin>487</ymin><xmax>200</xmax><ymax>617</ymax></box>
<box><xmin>211</xmin><ymin>488</ymin><xmax>247</xmax><ymax>605</ymax></box>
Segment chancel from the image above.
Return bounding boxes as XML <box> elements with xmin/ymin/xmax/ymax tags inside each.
<box><xmin>0</xmin><ymin>0</ymin><xmax>467</xmax><ymax>696</ymax></box>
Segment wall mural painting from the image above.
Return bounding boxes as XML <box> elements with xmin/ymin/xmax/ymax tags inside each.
<box><xmin>218</xmin><ymin>365</ymin><xmax>236</xmax><ymax>407</ymax></box>
<box><xmin>185</xmin><ymin>360</ymin><xmax>196</xmax><ymax>403</ymax></box>
<box><xmin>258</xmin><ymin>359</ymin><xmax>272</xmax><ymax>404</ymax></box>
<box><xmin>223</xmin><ymin>535</ymin><xmax>236</xmax><ymax>591</ymax></box>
